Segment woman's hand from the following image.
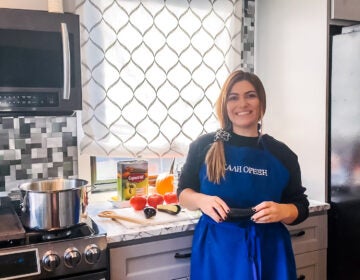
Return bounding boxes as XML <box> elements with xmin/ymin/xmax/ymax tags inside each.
<box><xmin>178</xmin><ymin>188</ymin><xmax>229</xmax><ymax>223</ymax></box>
<box><xmin>251</xmin><ymin>201</ymin><xmax>298</xmax><ymax>224</ymax></box>
<box><xmin>197</xmin><ymin>195</ymin><xmax>230</xmax><ymax>223</ymax></box>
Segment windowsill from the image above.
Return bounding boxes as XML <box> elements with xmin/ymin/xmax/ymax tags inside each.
<box><xmin>89</xmin><ymin>190</ymin><xmax>117</xmax><ymax>203</ymax></box>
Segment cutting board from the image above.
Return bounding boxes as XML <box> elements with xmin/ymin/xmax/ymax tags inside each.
<box><xmin>97</xmin><ymin>207</ymin><xmax>200</xmax><ymax>229</ymax></box>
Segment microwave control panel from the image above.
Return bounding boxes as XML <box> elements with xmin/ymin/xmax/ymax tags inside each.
<box><xmin>0</xmin><ymin>92</ymin><xmax>59</xmax><ymax>108</ymax></box>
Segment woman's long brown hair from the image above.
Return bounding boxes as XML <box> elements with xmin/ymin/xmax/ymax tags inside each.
<box><xmin>205</xmin><ymin>70</ymin><xmax>266</xmax><ymax>184</ymax></box>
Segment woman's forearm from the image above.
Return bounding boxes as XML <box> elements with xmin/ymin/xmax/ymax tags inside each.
<box><xmin>281</xmin><ymin>203</ymin><xmax>299</xmax><ymax>224</ymax></box>
<box><xmin>178</xmin><ymin>188</ymin><xmax>204</xmax><ymax>211</ymax></box>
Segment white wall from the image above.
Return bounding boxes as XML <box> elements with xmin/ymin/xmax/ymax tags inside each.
<box><xmin>255</xmin><ymin>0</ymin><xmax>328</xmax><ymax>201</ymax></box>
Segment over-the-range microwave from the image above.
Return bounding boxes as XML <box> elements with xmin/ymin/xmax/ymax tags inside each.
<box><xmin>0</xmin><ymin>8</ymin><xmax>82</xmax><ymax>116</ymax></box>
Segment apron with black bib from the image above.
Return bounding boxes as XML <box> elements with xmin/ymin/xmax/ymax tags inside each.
<box><xmin>190</xmin><ymin>142</ymin><xmax>297</xmax><ymax>280</ymax></box>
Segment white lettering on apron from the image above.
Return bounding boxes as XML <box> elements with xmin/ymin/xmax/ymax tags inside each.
<box><xmin>226</xmin><ymin>164</ymin><xmax>268</xmax><ymax>176</ymax></box>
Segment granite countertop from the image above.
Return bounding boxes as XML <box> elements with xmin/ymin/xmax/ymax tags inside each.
<box><xmin>87</xmin><ymin>194</ymin><xmax>330</xmax><ymax>245</ymax></box>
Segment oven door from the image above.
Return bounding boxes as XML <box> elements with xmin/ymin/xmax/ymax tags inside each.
<box><xmin>58</xmin><ymin>270</ymin><xmax>108</xmax><ymax>280</ymax></box>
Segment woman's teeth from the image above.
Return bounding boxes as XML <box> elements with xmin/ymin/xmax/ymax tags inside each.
<box><xmin>236</xmin><ymin>111</ymin><xmax>250</xmax><ymax>116</ymax></box>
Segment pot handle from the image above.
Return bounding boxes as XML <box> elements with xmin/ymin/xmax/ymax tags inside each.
<box><xmin>86</xmin><ymin>185</ymin><xmax>96</xmax><ymax>193</ymax></box>
<box><xmin>81</xmin><ymin>185</ymin><xmax>96</xmax><ymax>216</ymax></box>
<box><xmin>20</xmin><ymin>191</ymin><xmax>28</xmax><ymax>213</ymax></box>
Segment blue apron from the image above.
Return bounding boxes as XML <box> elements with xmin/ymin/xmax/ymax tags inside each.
<box><xmin>190</xmin><ymin>143</ymin><xmax>297</xmax><ymax>280</ymax></box>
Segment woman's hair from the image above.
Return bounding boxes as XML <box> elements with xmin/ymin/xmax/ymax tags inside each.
<box><xmin>205</xmin><ymin>70</ymin><xmax>266</xmax><ymax>184</ymax></box>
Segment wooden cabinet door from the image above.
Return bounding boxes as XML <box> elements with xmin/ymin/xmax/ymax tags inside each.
<box><xmin>110</xmin><ymin>235</ymin><xmax>192</xmax><ymax>280</ymax></box>
<box><xmin>295</xmin><ymin>249</ymin><xmax>327</xmax><ymax>280</ymax></box>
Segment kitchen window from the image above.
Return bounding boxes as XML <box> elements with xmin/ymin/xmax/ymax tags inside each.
<box><xmin>70</xmin><ymin>0</ymin><xmax>254</xmax><ymax>160</ymax></box>
<box><xmin>90</xmin><ymin>156</ymin><xmax>183</xmax><ymax>192</ymax></box>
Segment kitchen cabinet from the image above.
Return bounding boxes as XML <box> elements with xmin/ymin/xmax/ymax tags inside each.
<box><xmin>109</xmin><ymin>233</ymin><xmax>192</xmax><ymax>280</ymax></box>
<box><xmin>331</xmin><ymin>0</ymin><xmax>360</xmax><ymax>22</ymax></box>
<box><xmin>288</xmin><ymin>213</ymin><xmax>328</xmax><ymax>280</ymax></box>
<box><xmin>109</xmin><ymin>213</ymin><xmax>327</xmax><ymax>280</ymax></box>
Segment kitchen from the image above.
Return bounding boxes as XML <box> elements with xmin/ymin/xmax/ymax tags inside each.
<box><xmin>0</xmin><ymin>0</ymin><xmax>359</xmax><ymax>279</ymax></box>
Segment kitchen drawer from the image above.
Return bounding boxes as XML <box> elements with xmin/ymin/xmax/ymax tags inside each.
<box><xmin>287</xmin><ymin>214</ymin><xmax>327</xmax><ymax>255</ymax></box>
<box><xmin>295</xmin><ymin>249</ymin><xmax>327</xmax><ymax>280</ymax></box>
<box><xmin>110</xmin><ymin>235</ymin><xmax>192</xmax><ymax>280</ymax></box>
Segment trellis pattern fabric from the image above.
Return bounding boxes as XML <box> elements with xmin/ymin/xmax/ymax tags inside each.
<box><xmin>73</xmin><ymin>0</ymin><xmax>254</xmax><ymax>158</ymax></box>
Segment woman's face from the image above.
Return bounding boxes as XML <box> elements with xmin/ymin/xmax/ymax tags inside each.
<box><xmin>226</xmin><ymin>80</ymin><xmax>260</xmax><ymax>136</ymax></box>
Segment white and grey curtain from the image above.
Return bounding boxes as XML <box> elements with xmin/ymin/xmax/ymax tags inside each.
<box><xmin>72</xmin><ymin>0</ymin><xmax>254</xmax><ymax>158</ymax></box>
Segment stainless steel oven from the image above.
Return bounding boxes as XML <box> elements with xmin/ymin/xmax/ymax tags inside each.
<box><xmin>0</xmin><ymin>195</ymin><xmax>109</xmax><ymax>280</ymax></box>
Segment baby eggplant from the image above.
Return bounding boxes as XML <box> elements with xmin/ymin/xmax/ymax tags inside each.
<box><xmin>227</xmin><ymin>208</ymin><xmax>255</xmax><ymax>220</ymax></box>
<box><xmin>157</xmin><ymin>204</ymin><xmax>181</xmax><ymax>215</ymax></box>
<box><xmin>143</xmin><ymin>206</ymin><xmax>157</xmax><ymax>219</ymax></box>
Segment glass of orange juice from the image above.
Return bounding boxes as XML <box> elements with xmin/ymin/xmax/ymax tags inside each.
<box><xmin>155</xmin><ymin>173</ymin><xmax>174</xmax><ymax>195</ymax></box>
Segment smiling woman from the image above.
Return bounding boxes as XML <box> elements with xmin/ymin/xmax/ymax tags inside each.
<box><xmin>67</xmin><ymin>0</ymin><xmax>255</xmax><ymax>158</ymax></box>
<box><xmin>177</xmin><ymin>70</ymin><xmax>309</xmax><ymax>279</ymax></box>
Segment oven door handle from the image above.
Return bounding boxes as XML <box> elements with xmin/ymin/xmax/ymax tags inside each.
<box><xmin>61</xmin><ymin>22</ymin><xmax>71</xmax><ymax>100</ymax></box>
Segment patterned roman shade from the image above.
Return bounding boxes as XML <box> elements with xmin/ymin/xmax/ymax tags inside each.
<box><xmin>73</xmin><ymin>0</ymin><xmax>254</xmax><ymax>158</ymax></box>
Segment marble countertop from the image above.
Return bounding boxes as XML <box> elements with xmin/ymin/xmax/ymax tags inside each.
<box><xmin>87</xmin><ymin>195</ymin><xmax>330</xmax><ymax>245</ymax></box>
<box><xmin>308</xmin><ymin>199</ymin><xmax>331</xmax><ymax>213</ymax></box>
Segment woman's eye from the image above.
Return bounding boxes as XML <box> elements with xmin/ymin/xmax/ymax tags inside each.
<box><xmin>227</xmin><ymin>94</ymin><xmax>238</xmax><ymax>101</ymax></box>
<box><xmin>246</xmin><ymin>91</ymin><xmax>258</xmax><ymax>98</ymax></box>
<box><xmin>227</xmin><ymin>91</ymin><xmax>258</xmax><ymax>101</ymax></box>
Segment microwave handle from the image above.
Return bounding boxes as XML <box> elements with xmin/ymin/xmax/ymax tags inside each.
<box><xmin>61</xmin><ymin>22</ymin><xmax>71</xmax><ymax>100</ymax></box>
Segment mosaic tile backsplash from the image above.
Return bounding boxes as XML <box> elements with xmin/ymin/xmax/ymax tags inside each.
<box><xmin>0</xmin><ymin>115</ymin><xmax>78</xmax><ymax>192</ymax></box>
<box><xmin>243</xmin><ymin>0</ymin><xmax>255</xmax><ymax>72</ymax></box>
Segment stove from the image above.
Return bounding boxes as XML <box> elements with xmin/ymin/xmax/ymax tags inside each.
<box><xmin>0</xmin><ymin>195</ymin><xmax>108</xmax><ymax>280</ymax></box>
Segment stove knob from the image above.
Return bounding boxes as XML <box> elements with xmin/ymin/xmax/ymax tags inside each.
<box><xmin>85</xmin><ymin>244</ymin><xmax>101</xmax><ymax>264</ymax></box>
<box><xmin>64</xmin><ymin>247</ymin><xmax>82</xmax><ymax>268</ymax></box>
<box><xmin>42</xmin><ymin>250</ymin><xmax>60</xmax><ymax>271</ymax></box>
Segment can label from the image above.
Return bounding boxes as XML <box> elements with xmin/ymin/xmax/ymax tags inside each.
<box><xmin>117</xmin><ymin>160</ymin><xmax>148</xmax><ymax>201</ymax></box>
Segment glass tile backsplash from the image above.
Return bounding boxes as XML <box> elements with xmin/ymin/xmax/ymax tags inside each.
<box><xmin>0</xmin><ymin>115</ymin><xmax>78</xmax><ymax>191</ymax></box>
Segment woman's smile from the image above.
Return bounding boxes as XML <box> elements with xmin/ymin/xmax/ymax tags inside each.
<box><xmin>235</xmin><ymin>110</ymin><xmax>251</xmax><ymax>116</ymax></box>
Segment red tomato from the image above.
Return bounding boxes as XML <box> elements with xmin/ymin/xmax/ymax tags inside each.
<box><xmin>129</xmin><ymin>195</ymin><xmax>147</xmax><ymax>210</ymax></box>
<box><xmin>147</xmin><ymin>193</ymin><xmax>164</xmax><ymax>208</ymax></box>
<box><xmin>164</xmin><ymin>192</ymin><xmax>178</xmax><ymax>204</ymax></box>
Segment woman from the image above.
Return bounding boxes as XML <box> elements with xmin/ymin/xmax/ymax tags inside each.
<box><xmin>177</xmin><ymin>70</ymin><xmax>309</xmax><ymax>280</ymax></box>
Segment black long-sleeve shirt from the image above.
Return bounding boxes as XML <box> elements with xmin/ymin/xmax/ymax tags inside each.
<box><xmin>177</xmin><ymin>132</ymin><xmax>309</xmax><ymax>225</ymax></box>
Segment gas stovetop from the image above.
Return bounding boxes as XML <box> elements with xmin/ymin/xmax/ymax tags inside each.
<box><xmin>0</xmin><ymin>216</ymin><xmax>102</xmax><ymax>247</ymax></box>
<box><xmin>0</xmin><ymin>196</ymin><xmax>108</xmax><ymax>279</ymax></box>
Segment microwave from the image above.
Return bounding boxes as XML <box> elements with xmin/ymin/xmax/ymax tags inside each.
<box><xmin>0</xmin><ymin>8</ymin><xmax>82</xmax><ymax>116</ymax></box>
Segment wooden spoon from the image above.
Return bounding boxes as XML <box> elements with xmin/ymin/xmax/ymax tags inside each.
<box><xmin>98</xmin><ymin>210</ymin><xmax>150</xmax><ymax>225</ymax></box>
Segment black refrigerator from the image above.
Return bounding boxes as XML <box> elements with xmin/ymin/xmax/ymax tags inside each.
<box><xmin>328</xmin><ymin>24</ymin><xmax>360</xmax><ymax>280</ymax></box>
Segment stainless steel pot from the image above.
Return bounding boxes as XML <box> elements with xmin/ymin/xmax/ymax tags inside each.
<box><xmin>19</xmin><ymin>178</ymin><xmax>90</xmax><ymax>231</ymax></box>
